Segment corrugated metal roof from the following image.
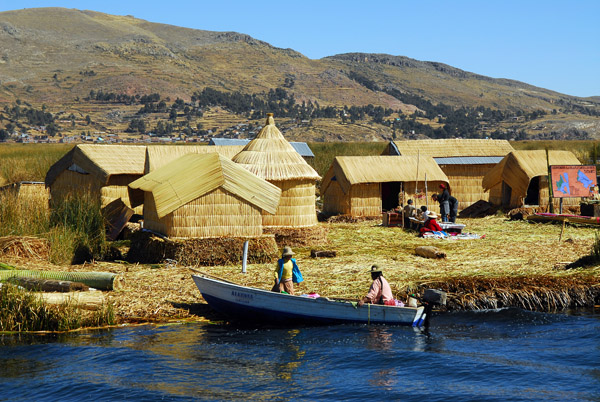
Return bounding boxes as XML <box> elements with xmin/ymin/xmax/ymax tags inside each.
<box><xmin>209</xmin><ymin>137</ymin><xmax>314</xmax><ymax>157</ymax></box>
<box><xmin>434</xmin><ymin>156</ymin><xmax>505</xmax><ymax>165</ymax></box>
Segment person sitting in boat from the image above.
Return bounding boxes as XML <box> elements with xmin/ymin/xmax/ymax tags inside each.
<box><xmin>419</xmin><ymin>212</ymin><xmax>442</xmax><ymax>235</ymax></box>
<box><xmin>272</xmin><ymin>246</ymin><xmax>303</xmax><ymax>295</ymax></box>
<box><xmin>358</xmin><ymin>265</ymin><xmax>394</xmax><ymax>307</ymax></box>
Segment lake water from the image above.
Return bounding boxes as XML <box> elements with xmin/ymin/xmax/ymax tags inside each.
<box><xmin>0</xmin><ymin>308</ymin><xmax>598</xmax><ymax>401</ymax></box>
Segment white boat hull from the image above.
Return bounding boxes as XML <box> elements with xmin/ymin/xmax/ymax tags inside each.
<box><xmin>192</xmin><ymin>274</ymin><xmax>426</xmax><ymax>326</ymax></box>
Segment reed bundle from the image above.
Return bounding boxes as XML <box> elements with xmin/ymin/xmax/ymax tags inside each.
<box><xmin>0</xmin><ymin>236</ymin><xmax>50</xmax><ymax>260</ymax></box>
<box><xmin>126</xmin><ymin>231</ymin><xmax>278</xmax><ymax>266</ymax></box>
<box><xmin>421</xmin><ymin>275</ymin><xmax>599</xmax><ymax>311</ymax></box>
<box><xmin>264</xmin><ymin>225</ymin><xmax>329</xmax><ymax>248</ymax></box>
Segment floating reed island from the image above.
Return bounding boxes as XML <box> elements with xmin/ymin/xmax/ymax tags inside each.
<box><xmin>1</xmin><ymin>215</ymin><xmax>598</xmax><ymax>325</ymax></box>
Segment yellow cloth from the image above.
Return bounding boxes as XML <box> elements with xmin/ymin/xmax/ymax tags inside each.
<box><xmin>274</xmin><ymin>259</ymin><xmax>293</xmax><ymax>281</ymax></box>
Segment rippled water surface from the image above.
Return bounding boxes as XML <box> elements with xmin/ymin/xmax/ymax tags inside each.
<box><xmin>1</xmin><ymin>308</ymin><xmax>599</xmax><ymax>401</ymax></box>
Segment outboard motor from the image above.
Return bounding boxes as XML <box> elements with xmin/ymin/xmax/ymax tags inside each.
<box><xmin>422</xmin><ymin>289</ymin><xmax>447</xmax><ymax>327</ymax></box>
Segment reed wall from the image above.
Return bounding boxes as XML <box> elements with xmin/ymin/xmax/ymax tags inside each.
<box><xmin>348</xmin><ymin>183</ymin><xmax>381</xmax><ymax>217</ymax></box>
<box><xmin>322</xmin><ymin>180</ymin><xmax>351</xmax><ymax>215</ymax></box>
<box><xmin>440</xmin><ymin>164</ymin><xmax>495</xmax><ymax>208</ymax></box>
<box><xmin>50</xmin><ymin>170</ymin><xmax>102</xmax><ymax>207</ymax></box>
<box><xmin>263</xmin><ymin>180</ymin><xmax>317</xmax><ymax>228</ymax></box>
<box><xmin>143</xmin><ymin>188</ymin><xmax>264</xmax><ymax>239</ymax></box>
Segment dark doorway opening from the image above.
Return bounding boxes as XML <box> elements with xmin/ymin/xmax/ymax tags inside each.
<box><xmin>525</xmin><ymin>177</ymin><xmax>540</xmax><ymax>205</ymax></box>
<box><xmin>381</xmin><ymin>182</ymin><xmax>401</xmax><ymax>211</ymax></box>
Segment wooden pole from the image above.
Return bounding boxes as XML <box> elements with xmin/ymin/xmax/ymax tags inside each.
<box><xmin>425</xmin><ymin>173</ymin><xmax>429</xmax><ymax>209</ymax></box>
<box><xmin>546</xmin><ymin>148</ymin><xmax>554</xmax><ymax>213</ymax></box>
<box><xmin>415</xmin><ymin>151</ymin><xmax>420</xmax><ymax>205</ymax></box>
<box><xmin>400</xmin><ymin>182</ymin><xmax>405</xmax><ymax>227</ymax></box>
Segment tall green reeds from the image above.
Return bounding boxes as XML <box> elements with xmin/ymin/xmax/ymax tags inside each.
<box><xmin>0</xmin><ymin>283</ymin><xmax>115</xmax><ymax>332</ymax></box>
<box><xmin>0</xmin><ymin>191</ymin><xmax>50</xmax><ymax>236</ymax></box>
<box><xmin>49</xmin><ymin>192</ymin><xmax>107</xmax><ymax>264</ymax></box>
<box><xmin>0</xmin><ymin>189</ymin><xmax>106</xmax><ymax>264</ymax></box>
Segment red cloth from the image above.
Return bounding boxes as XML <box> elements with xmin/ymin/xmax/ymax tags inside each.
<box><xmin>420</xmin><ymin>218</ymin><xmax>442</xmax><ymax>234</ymax></box>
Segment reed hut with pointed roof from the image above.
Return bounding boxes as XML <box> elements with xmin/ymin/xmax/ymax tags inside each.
<box><xmin>128</xmin><ymin>153</ymin><xmax>281</xmax><ymax>239</ymax></box>
<box><xmin>383</xmin><ymin>139</ymin><xmax>514</xmax><ymax>208</ymax></box>
<box><xmin>45</xmin><ymin>144</ymin><xmax>146</xmax><ymax>213</ymax></box>
<box><xmin>321</xmin><ymin>156</ymin><xmax>449</xmax><ymax>217</ymax></box>
<box><xmin>482</xmin><ymin>150</ymin><xmax>582</xmax><ymax>209</ymax></box>
<box><xmin>232</xmin><ymin>114</ymin><xmax>321</xmax><ymax>228</ymax></box>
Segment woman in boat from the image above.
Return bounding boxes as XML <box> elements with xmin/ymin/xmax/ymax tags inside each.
<box><xmin>272</xmin><ymin>246</ymin><xmax>302</xmax><ymax>295</ymax></box>
<box><xmin>358</xmin><ymin>265</ymin><xmax>394</xmax><ymax>306</ymax></box>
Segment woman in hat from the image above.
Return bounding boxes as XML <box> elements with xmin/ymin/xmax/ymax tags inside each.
<box><xmin>419</xmin><ymin>211</ymin><xmax>442</xmax><ymax>235</ymax></box>
<box><xmin>272</xmin><ymin>246</ymin><xmax>303</xmax><ymax>295</ymax></box>
<box><xmin>358</xmin><ymin>265</ymin><xmax>394</xmax><ymax>307</ymax></box>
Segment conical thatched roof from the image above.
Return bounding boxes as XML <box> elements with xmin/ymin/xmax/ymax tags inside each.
<box><xmin>128</xmin><ymin>153</ymin><xmax>281</xmax><ymax>218</ymax></box>
<box><xmin>232</xmin><ymin>114</ymin><xmax>320</xmax><ymax>181</ymax></box>
<box><xmin>45</xmin><ymin>144</ymin><xmax>147</xmax><ymax>186</ymax></box>
<box><xmin>482</xmin><ymin>150</ymin><xmax>581</xmax><ymax>195</ymax></box>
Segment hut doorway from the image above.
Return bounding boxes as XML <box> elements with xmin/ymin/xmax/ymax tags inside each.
<box><xmin>524</xmin><ymin>177</ymin><xmax>540</xmax><ymax>205</ymax></box>
<box><xmin>381</xmin><ymin>182</ymin><xmax>401</xmax><ymax>211</ymax></box>
<box><xmin>501</xmin><ymin>182</ymin><xmax>512</xmax><ymax>208</ymax></box>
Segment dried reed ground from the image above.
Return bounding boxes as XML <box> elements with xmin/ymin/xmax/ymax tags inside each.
<box><xmin>2</xmin><ymin>215</ymin><xmax>599</xmax><ymax>322</ymax></box>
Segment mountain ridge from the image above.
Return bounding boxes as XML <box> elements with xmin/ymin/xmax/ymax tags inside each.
<box><xmin>0</xmin><ymin>7</ymin><xmax>598</xmax><ymax>140</ymax></box>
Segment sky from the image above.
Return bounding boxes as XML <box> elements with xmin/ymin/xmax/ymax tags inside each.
<box><xmin>1</xmin><ymin>1</ymin><xmax>599</xmax><ymax>98</ymax></box>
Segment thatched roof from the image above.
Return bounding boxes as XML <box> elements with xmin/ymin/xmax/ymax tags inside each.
<box><xmin>45</xmin><ymin>144</ymin><xmax>147</xmax><ymax>186</ymax></box>
<box><xmin>482</xmin><ymin>150</ymin><xmax>582</xmax><ymax>195</ymax></box>
<box><xmin>321</xmin><ymin>156</ymin><xmax>449</xmax><ymax>194</ymax></box>
<box><xmin>232</xmin><ymin>114</ymin><xmax>320</xmax><ymax>181</ymax></box>
<box><xmin>128</xmin><ymin>153</ymin><xmax>281</xmax><ymax>218</ymax></box>
<box><xmin>144</xmin><ymin>145</ymin><xmax>244</xmax><ymax>172</ymax></box>
<box><xmin>387</xmin><ymin>139</ymin><xmax>514</xmax><ymax>158</ymax></box>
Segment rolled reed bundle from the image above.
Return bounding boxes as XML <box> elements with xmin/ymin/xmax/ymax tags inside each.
<box><xmin>0</xmin><ymin>270</ymin><xmax>117</xmax><ymax>291</ymax></box>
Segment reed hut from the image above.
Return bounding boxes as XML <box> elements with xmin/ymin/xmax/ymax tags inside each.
<box><xmin>128</xmin><ymin>153</ymin><xmax>281</xmax><ymax>239</ymax></box>
<box><xmin>482</xmin><ymin>150</ymin><xmax>582</xmax><ymax>209</ymax></box>
<box><xmin>321</xmin><ymin>156</ymin><xmax>449</xmax><ymax>217</ymax></box>
<box><xmin>232</xmin><ymin>114</ymin><xmax>321</xmax><ymax>228</ymax></box>
<box><xmin>383</xmin><ymin>139</ymin><xmax>514</xmax><ymax>207</ymax></box>
<box><xmin>45</xmin><ymin>144</ymin><xmax>146</xmax><ymax>213</ymax></box>
<box><xmin>144</xmin><ymin>144</ymin><xmax>244</xmax><ymax>173</ymax></box>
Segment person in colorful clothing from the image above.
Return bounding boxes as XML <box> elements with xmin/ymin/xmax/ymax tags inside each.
<box><xmin>419</xmin><ymin>212</ymin><xmax>442</xmax><ymax>235</ymax></box>
<box><xmin>273</xmin><ymin>246</ymin><xmax>301</xmax><ymax>295</ymax></box>
<box><xmin>358</xmin><ymin>265</ymin><xmax>394</xmax><ymax>306</ymax></box>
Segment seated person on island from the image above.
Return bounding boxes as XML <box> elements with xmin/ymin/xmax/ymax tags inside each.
<box><xmin>403</xmin><ymin>199</ymin><xmax>417</xmax><ymax>228</ymax></box>
<box><xmin>358</xmin><ymin>265</ymin><xmax>394</xmax><ymax>306</ymax></box>
<box><xmin>419</xmin><ymin>212</ymin><xmax>442</xmax><ymax>235</ymax></box>
<box><xmin>414</xmin><ymin>205</ymin><xmax>429</xmax><ymax>230</ymax></box>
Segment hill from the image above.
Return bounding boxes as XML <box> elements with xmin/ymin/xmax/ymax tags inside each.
<box><xmin>0</xmin><ymin>7</ymin><xmax>599</xmax><ymax>141</ymax></box>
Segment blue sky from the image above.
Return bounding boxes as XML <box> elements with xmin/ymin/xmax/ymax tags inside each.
<box><xmin>2</xmin><ymin>1</ymin><xmax>599</xmax><ymax>97</ymax></box>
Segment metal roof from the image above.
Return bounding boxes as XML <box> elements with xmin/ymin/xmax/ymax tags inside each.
<box><xmin>208</xmin><ymin>138</ymin><xmax>314</xmax><ymax>157</ymax></box>
<box><xmin>434</xmin><ymin>156</ymin><xmax>505</xmax><ymax>165</ymax></box>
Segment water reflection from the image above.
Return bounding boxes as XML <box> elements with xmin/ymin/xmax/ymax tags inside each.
<box><xmin>0</xmin><ymin>311</ymin><xmax>598</xmax><ymax>401</ymax></box>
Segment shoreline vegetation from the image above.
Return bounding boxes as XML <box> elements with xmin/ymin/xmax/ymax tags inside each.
<box><xmin>1</xmin><ymin>142</ymin><xmax>600</xmax><ymax>332</ymax></box>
